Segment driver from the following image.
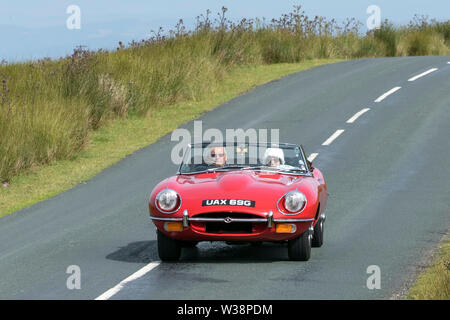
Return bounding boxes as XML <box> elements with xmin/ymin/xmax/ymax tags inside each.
<box><xmin>263</xmin><ymin>148</ymin><xmax>285</xmax><ymax>167</ymax></box>
<box><xmin>207</xmin><ymin>146</ymin><xmax>227</xmax><ymax>167</ymax></box>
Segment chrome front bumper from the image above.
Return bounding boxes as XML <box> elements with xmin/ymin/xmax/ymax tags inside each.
<box><xmin>150</xmin><ymin>210</ymin><xmax>315</xmax><ymax>228</ymax></box>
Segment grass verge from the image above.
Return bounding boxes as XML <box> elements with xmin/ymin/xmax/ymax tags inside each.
<box><xmin>407</xmin><ymin>236</ymin><xmax>450</xmax><ymax>300</ymax></box>
<box><xmin>0</xmin><ymin>59</ymin><xmax>341</xmax><ymax>217</ymax></box>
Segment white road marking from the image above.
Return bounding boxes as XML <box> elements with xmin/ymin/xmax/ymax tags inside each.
<box><xmin>322</xmin><ymin>130</ymin><xmax>345</xmax><ymax>146</ymax></box>
<box><xmin>346</xmin><ymin>108</ymin><xmax>371</xmax><ymax>123</ymax></box>
<box><xmin>374</xmin><ymin>86</ymin><xmax>401</xmax><ymax>103</ymax></box>
<box><xmin>307</xmin><ymin>153</ymin><xmax>319</xmax><ymax>162</ymax></box>
<box><xmin>95</xmin><ymin>261</ymin><xmax>161</xmax><ymax>300</ymax></box>
<box><xmin>407</xmin><ymin>68</ymin><xmax>438</xmax><ymax>82</ymax></box>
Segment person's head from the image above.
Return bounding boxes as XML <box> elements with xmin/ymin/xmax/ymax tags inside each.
<box><xmin>209</xmin><ymin>146</ymin><xmax>227</xmax><ymax>166</ymax></box>
<box><xmin>263</xmin><ymin>148</ymin><xmax>285</xmax><ymax>167</ymax></box>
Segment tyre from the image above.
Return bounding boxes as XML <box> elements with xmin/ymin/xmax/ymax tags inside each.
<box><xmin>312</xmin><ymin>218</ymin><xmax>324</xmax><ymax>248</ymax></box>
<box><xmin>179</xmin><ymin>240</ymin><xmax>198</xmax><ymax>248</ymax></box>
<box><xmin>250</xmin><ymin>241</ymin><xmax>263</xmax><ymax>247</ymax></box>
<box><xmin>157</xmin><ymin>230</ymin><xmax>181</xmax><ymax>261</ymax></box>
<box><xmin>288</xmin><ymin>229</ymin><xmax>311</xmax><ymax>261</ymax></box>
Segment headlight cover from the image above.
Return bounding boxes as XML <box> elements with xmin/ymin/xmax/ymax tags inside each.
<box><xmin>155</xmin><ymin>189</ymin><xmax>181</xmax><ymax>213</ymax></box>
<box><xmin>279</xmin><ymin>191</ymin><xmax>307</xmax><ymax>214</ymax></box>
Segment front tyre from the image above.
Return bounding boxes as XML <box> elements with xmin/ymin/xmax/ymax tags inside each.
<box><xmin>157</xmin><ymin>230</ymin><xmax>181</xmax><ymax>261</ymax></box>
<box><xmin>312</xmin><ymin>218</ymin><xmax>324</xmax><ymax>247</ymax></box>
<box><xmin>288</xmin><ymin>230</ymin><xmax>311</xmax><ymax>261</ymax></box>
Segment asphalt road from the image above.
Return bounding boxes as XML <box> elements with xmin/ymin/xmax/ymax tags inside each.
<box><xmin>0</xmin><ymin>56</ymin><xmax>449</xmax><ymax>299</ymax></box>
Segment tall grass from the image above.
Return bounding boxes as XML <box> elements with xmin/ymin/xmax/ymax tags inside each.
<box><xmin>0</xmin><ymin>6</ymin><xmax>449</xmax><ymax>182</ymax></box>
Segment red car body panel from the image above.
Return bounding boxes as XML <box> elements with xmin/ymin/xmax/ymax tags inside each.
<box><xmin>149</xmin><ymin>168</ymin><xmax>328</xmax><ymax>242</ymax></box>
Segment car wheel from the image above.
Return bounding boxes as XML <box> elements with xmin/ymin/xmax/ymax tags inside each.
<box><xmin>288</xmin><ymin>230</ymin><xmax>311</xmax><ymax>261</ymax></box>
<box><xmin>312</xmin><ymin>218</ymin><xmax>324</xmax><ymax>248</ymax></box>
<box><xmin>157</xmin><ymin>230</ymin><xmax>181</xmax><ymax>261</ymax></box>
<box><xmin>250</xmin><ymin>241</ymin><xmax>263</xmax><ymax>247</ymax></box>
<box><xmin>180</xmin><ymin>241</ymin><xmax>198</xmax><ymax>248</ymax></box>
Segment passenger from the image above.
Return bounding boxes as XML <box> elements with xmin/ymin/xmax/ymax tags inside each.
<box><xmin>263</xmin><ymin>148</ymin><xmax>285</xmax><ymax>167</ymax></box>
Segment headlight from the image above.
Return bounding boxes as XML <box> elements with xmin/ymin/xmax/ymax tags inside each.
<box><xmin>281</xmin><ymin>191</ymin><xmax>307</xmax><ymax>213</ymax></box>
<box><xmin>156</xmin><ymin>189</ymin><xmax>181</xmax><ymax>213</ymax></box>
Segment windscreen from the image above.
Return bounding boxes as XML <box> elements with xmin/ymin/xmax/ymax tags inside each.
<box><xmin>179</xmin><ymin>143</ymin><xmax>308</xmax><ymax>174</ymax></box>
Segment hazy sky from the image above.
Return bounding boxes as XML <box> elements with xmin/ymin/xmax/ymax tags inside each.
<box><xmin>1</xmin><ymin>0</ymin><xmax>449</xmax><ymax>62</ymax></box>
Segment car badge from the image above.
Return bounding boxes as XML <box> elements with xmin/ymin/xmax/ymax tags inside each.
<box><xmin>224</xmin><ymin>217</ymin><xmax>233</xmax><ymax>223</ymax></box>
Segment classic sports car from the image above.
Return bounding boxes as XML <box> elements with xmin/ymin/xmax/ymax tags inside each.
<box><xmin>149</xmin><ymin>142</ymin><xmax>328</xmax><ymax>261</ymax></box>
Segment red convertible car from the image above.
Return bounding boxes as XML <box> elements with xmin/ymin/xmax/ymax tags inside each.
<box><xmin>149</xmin><ymin>142</ymin><xmax>328</xmax><ymax>261</ymax></box>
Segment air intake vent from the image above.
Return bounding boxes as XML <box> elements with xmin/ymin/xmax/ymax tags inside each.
<box><xmin>205</xmin><ymin>222</ymin><xmax>252</xmax><ymax>234</ymax></box>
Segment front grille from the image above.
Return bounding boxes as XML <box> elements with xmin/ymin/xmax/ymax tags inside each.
<box><xmin>193</xmin><ymin>212</ymin><xmax>262</xmax><ymax>219</ymax></box>
<box><xmin>192</xmin><ymin>212</ymin><xmax>266</xmax><ymax>234</ymax></box>
<box><xmin>205</xmin><ymin>222</ymin><xmax>253</xmax><ymax>234</ymax></box>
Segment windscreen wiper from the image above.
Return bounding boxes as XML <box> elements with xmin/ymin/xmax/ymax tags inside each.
<box><xmin>241</xmin><ymin>166</ymin><xmax>279</xmax><ymax>171</ymax></box>
<box><xmin>242</xmin><ymin>166</ymin><xmax>308</xmax><ymax>174</ymax></box>
<box><xmin>210</xmin><ymin>165</ymin><xmax>249</xmax><ymax>172</ymax></box>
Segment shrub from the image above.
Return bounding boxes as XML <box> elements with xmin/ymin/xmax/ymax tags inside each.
<box><xmin>374</xmin><ymin>20</ymin><xmax>398</xmax><ymax>56</ymax></box>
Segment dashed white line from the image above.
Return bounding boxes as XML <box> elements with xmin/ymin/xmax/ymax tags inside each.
<box><xmin>407</xmin><ymin>68</ymin><xmax>438</xmax><ymax>82</ymax></box>
<box><xmin>346</xmin><ymin>108</ymin><xmax>371</xmax><ymax>123</ymax></box>
<box><xmin>95</xmin><ymin>261</ymin><xmax>161</xmax><ymax>300</ymax></box>
<box><xmin>374</xmin><ymin>86</ymin><xmax>402</xmax><ymax>103</ymax></box>
<box><xmin>322</xmin><ymin>129</ymin><xmax>345</xmax><ymax>146</ymax></box>
<box><xmin>307</xmin><ymin>153</ymin><xmax>319</xmax><ymax>162</ymax></box>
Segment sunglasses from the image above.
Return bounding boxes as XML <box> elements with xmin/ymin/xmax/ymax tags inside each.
<box><xmin>211</xmin><ymin>153</ymin><xmax>225</xmax><ymax>158</ymax></box>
